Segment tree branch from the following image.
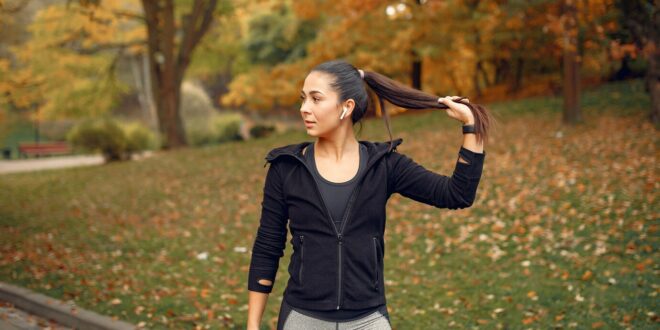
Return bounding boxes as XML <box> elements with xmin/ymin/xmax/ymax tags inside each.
<box><xmin>69</xmin><ymin>40</ymin><xmax>147</xmax><ymax>54</ymax></box>
<box><xmin>112</xmin><ymin>9</ymin><xmax>145</xmax><ymax>21</ymax></box>
<box><xmin>0</xmin><ymin>0</ymin><xmax>29</xmax><ymax>14</ymax></box>
<box><xmin>176</xmin><ymin>0</ymin><xmax>218</xmax><ymax>84</ymax></box>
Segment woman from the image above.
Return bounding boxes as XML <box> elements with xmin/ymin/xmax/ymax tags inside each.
<box><xmin>246</xmin><ymin>60</ymin><xmax>492</xmax><ymax>330</ymax></box>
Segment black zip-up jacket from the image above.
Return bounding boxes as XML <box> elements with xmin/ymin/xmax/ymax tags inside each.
<box><xmin>247</xmin><ymin>137</ymin><xmax>486</xmax><ymax>311</ymax></box>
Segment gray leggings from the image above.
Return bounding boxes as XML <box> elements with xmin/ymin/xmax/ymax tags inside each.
<box><xmin>277</xmin><ymin>299</ymin><xmax>392</xmax><ymax>330</ymax></box>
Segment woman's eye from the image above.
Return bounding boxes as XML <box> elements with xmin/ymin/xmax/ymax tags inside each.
<box><xmin>300</xmin><ymin>96</ymin><xmax>320</xmax><ymax>103</ymax></box>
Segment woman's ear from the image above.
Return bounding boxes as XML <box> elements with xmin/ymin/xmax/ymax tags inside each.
<box><xmin>343</xmin><ymin>99</ymin><xmax>356</xmax><ymax>117</ymax></box>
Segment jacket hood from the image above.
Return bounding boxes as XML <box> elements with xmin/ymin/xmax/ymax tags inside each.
<box><xmin>264</xmin><ymin>138</ymin><xmax>404</xmax><ymax>166</ymax></box>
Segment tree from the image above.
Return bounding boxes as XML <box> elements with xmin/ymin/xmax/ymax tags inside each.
<box><xmin>141</xmin><ymin>0</ymin><xmax>220</xmax><ymax>149</ymax></box>
<box><xmin>562</xmin><ymin>0</ymin><xmax>582</xmax><ymax>124</ymax></box>
<box><xmin>1</xmin><ymin>0</ymin><xmax>227</xmax><ymax>150</ymax></box>
<box><xmin>611</xmin><ymin>0</ymin><xmax>659</xmax><ymax>127</ymax></box>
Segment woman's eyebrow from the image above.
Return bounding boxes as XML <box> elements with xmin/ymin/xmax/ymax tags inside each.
<box><xmin>301</xmin><ymin>90</ymin><xmax>325</xmax><ymax>95</ymax></box>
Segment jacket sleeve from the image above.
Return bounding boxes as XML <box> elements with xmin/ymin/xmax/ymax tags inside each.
<box><xmin>388</xmin><ymin>146</ymin><xmax>486</xmax><ymax>209</ymax></box>
<box><xmin>247</xmin><ymin>160</ymin><xmax>289</xmax><ymax>293</ymax></box>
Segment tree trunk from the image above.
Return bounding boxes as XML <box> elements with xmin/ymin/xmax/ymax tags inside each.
<box><xmin>141</xmin><ymin>0</ymin><xmax>218</xmax><ymax>150</ymax></box>
<box><xmin>473</xmin><ymin>27</ymin><xmax>482</xmax><ymax>97</ymax></box>
<box><xmin>562</xmin><ymin>0</ymin><xmax>582</xmax><ymax>124</ymax></box>
<box><xmin>474</xmin><ymin>60</ymin><xmax>482</xmax><ymax>97</ymax></box>
<box><xmin>511</xmin><ymin>57</ymin><xmax>524</xmax><ymax>93</ymax></box>
<box><xmin>648</xmin><ymin>39</ymin><xmax>660</xmax><ymax>128</ymax></box>
<box><xmin>494</xmin><ymin>58</ymin><xmax>509</xmax><ymax>85</ymax></box>
<box><xmin>647</xmin><ymin>5</ymin><xmax>660</xmax><ymax>128</ymax></box>
<box><xmin>411</xmin><ymin>0</ymin><xmax>424</xmax><ymax>90</ymax></box>
<box><xmin>411</xmin><ymin>50</ymin><xmax>422</xmax><ymax>90</ymax></box>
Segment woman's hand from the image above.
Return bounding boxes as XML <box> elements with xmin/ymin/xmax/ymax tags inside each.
<box><xmin>438</xmin><ymin>95</ymin><xmax>475</xmax><ymax>125</ymax></box>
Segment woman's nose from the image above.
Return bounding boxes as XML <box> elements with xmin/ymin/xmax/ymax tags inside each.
<box><xmin>300</xmin><ymin>102</ymin><xmax>311</xmax><ymax>114</ymax></box>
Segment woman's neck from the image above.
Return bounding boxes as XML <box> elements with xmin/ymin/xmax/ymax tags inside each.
<box><xmin>314</xmin><ymin>136</ymin><xmax>359</xmax><ymax>162</ymax></box>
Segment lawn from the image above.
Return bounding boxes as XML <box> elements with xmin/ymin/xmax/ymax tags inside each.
<box><xmin>0</xmin><ymin>78</ymin><xmax>656</xmax><ymax>329</ymax></box>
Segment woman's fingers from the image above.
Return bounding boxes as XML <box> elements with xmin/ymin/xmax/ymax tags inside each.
<box><xmin>437</xmin><ymin>95</ymin><xmax>475</xmax><ymax>123</ymax></box>
<box><xmin>440</xmin><ymin>96</ymin><xmax>470</xmax><ymax>103</ymax></box>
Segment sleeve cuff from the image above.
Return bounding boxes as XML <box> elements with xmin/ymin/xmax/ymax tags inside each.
<box><xmin>455</xmin><ymin>147</ymin><xmax>485</xmax><ymax>178</ymax></box>
<box><xmin>247</xmin><ymin>268</ymin><xmax>276</xmax><ymax>293</ymax></box>
<box><xmin>248</xmin><ymin>281</ymin><xmax>274</xmax><ymax>294</ymax></box>
<box><xmin>459</xmin><ymin>146</ymin><xmax>485</xmax><ymax>163</ymax></box>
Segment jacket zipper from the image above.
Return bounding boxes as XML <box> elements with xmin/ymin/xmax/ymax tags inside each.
<box><xmin>292</xmin><ymin>158</ymin><xmax>343</xmax><ymax>308</ymax></box>
<box><xmin>271</xmin><ymin>144</ymin><xmax>389</xmax><ymax>310</ymax></box>
<box><xmin>338</xmin><ymin>233</ymin><xmax>342</xmax><ymax>309</ymax></box>
<box><xmin>335</xmin><ymin>180</ymin><xmax>364</xmax><ymax>309</ymax></box>
<box><xmin>373</xmin><ymin>237</ymin><xmax>379</xmax><ymax>289</ymax></box>
<box><xmin>299</xmin><ymin>235</ymin><xmax>304</xmax><ymax>284</ymax></box>
<box><xmin>299</xmin><ymin>152</ymin><xmax>376</xmax><ymax>309</ymax></box>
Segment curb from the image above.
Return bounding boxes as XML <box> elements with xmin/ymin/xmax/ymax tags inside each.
<box><xmin>0</xmin><ymin>281</ymin><xmax>136</xmax><ymax>330</ymax></box>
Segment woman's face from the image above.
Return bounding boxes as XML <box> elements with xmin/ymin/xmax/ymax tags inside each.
<box><xmin>300</xmin><ymin>71</ymin><xmax>347</xmax><ymax>137</ymax></box>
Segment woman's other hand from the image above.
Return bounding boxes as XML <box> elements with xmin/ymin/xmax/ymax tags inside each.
<box><xmin>438</xmin><ymin>96</ymin><xmax>475</xmax><ymax>125</ymax></box>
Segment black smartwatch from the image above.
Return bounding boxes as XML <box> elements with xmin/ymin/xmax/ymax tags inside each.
<box><xmin>462</xmin><ymin>124</ymin><xmax>476</xmax><ymax>134</ymax></box>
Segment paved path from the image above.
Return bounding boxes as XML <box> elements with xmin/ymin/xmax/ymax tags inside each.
<box><xmin>0</xmin><ymin>282</ymin><xmax>136</xmax><ymax>330</ymax></box>
<box><xmin>0</xmin><ymin>152</ymin><xmax>154</xmax><ymax>175</ymax></box>
<box><xmin>0</xmin><ymin>300</ymin><xmax>72</xmax><ymax>330</ymax></box>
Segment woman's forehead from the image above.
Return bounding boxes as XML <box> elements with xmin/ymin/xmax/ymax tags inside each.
<box><xmin>302</xmin><ymin>71</ymin><xmax>335</xmax><ymax>94</ymax></box>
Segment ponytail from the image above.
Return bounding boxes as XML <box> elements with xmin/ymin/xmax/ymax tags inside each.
<box><xmin>361</xmin><ymin>70</ymin><xmax>494</xmax><ymax>151</ymax></box>
<box><xmin>310</xmin><ymin>60</ymin><xmax>494</xmax><ymax>151</ymax></box>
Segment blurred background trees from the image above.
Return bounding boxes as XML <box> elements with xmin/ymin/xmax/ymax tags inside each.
<box><xmin>0</xmin><ymin>0</ymin><xmax>656</xmax><ymax>156</ymax></box>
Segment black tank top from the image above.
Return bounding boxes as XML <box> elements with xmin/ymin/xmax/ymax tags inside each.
<box><xmin>290</xmin><ymin>142</ymin><xmax>385</xmax><ymax>321</ymax></box>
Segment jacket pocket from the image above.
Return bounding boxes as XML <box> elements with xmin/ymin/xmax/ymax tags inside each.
<box><xmin>372</xmin><ymin>237</ymin><xmax>379</xmax><ymax>290</ymax></box>
<box><xmin>299</xmin><ymin>235</ymin><xmax>304</xmax><ymax>285</ymax></box>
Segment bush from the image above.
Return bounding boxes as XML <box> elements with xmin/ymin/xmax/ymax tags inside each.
<box><xmin>120</xmin><ymin>121</ymin><xmax>159</xmax><ymax>153</ymax></box>
<box><xmin>66</xmin><ymin>117</ymin><xmax>158</xmax><ymax>162</ymax></box>
<box><xmin>66</xmin><ymin>117</ymin><xmax>127</xmax><ymax>161</ymax></box>
<box><xmin>211</xmin><ymin>112</ymin><xmax>243</xmax><ymax>143</ymax></box>
<box><xmin>249</xmin><ymin>123</ymin><xmax>276</xmax><ymax>139</ymax></box>
<box><xmin>184</xmin><ymin>116</ymin><xmax>214</xmax><ymax>146</ymax></box>
<box><xmin>185</xmin><ymin>112</ymin><xmax>244</xmax><ymax>146</ymax></box>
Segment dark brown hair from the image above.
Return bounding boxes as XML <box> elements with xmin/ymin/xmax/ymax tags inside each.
<box><xmin>311</xmin><ymin>60</ymin><xmax>494</xmax><ymax>151</ymax></box>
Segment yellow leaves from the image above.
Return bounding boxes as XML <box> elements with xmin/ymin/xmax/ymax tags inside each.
<box><xmin>291</xmin><ymin>2</ymin><xmax>321</xmax><ymax>20</ymax></box>
<box><xmin>221</xmin><ymin>293</ymin><xmax>238</xmax><ymax>305</ymax></box>
<box><xmin>527</xmin><ymin>290</ymin><xmax>538</xmax><ymax>300</ymax></box>
<box><xmin>522</xmin><ymin>316</ymin><xmax>537</xmax><ymax>325</ymax></box>
<box><xmin>199</xmin><ymin>288</ymin><xmax>210</xmax><ymax>298</ymax></box>
<box><xmin>2</xmin><ymin>1</ymin><xmax>138</xmax><ymax>118</ymax></box>
<box><xmin>635</xmin><ymin>258</ymin><xmax>653</xmax><ymax>272</ymax></box>
<box><xmin>581</xmin><ymin>270</ymin><xmax>593</xmax><ymax>281</ymax></box>
<box><xmin>222</xmin><ymin>61</ymin><xmax>307</xmax><ymax>111</ymax></box>
<box><xmin>476</xmin><ymin>318</ymin><xmax>490</xmax><ymax>325</ymax></box>
<box><xmin>505</xmin><ymin>15</ymin><xmax>524</xmax><ymax>30</ymax></box>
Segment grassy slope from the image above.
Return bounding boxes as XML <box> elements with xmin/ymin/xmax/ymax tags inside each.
<box><xmin>0</xmin><ymin>79</ymin><xmax>656</xmax><ymax>329</ymax></box>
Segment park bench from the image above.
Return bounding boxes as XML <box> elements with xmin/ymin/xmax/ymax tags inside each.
<box><xmin>18</xmin><ymin>141</ymin><xmax>72</xmax><ymax>158</ymax></box>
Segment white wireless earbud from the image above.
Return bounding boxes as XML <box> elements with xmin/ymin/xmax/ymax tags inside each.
<box><xmin>340</xmin><ymin>107</ymin><xmax>348</xmax><ymax>120</ymax></box>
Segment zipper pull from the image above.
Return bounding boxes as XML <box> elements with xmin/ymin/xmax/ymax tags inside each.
<box><xmin>338</xmin><ymin>233</ymin><xmax>343</xmax><ymax>243</ymax></box>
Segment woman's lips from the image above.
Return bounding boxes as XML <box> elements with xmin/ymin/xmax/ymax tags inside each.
<box><xmin>304</xmin><ymin>121</ymin><xmax>315</xmax><ymax>127</ymax></box>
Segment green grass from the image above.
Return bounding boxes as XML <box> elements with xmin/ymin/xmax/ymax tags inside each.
<box><xmin>0</xmin><ymin>78</ymin><xmax>657</xmax><ymax>329</ymax></box>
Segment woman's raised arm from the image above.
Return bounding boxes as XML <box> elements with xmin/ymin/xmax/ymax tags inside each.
<box><xmin>387</xmin><ymin>135</ymin><xmax>486</xmax><ymax>210</ymax></box>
